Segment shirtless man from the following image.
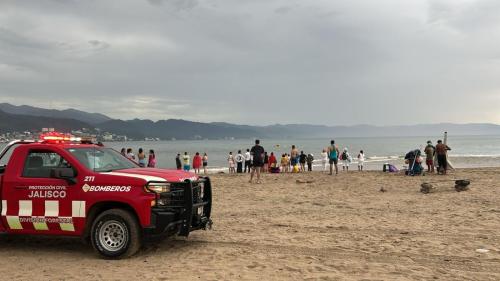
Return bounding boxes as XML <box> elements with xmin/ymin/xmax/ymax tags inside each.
<box><xmin>327</xmin><ymin>140</ymin><xmax>340</xmax><ymax>175</ymax></box>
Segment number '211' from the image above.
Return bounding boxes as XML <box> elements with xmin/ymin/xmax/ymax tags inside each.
<box><xmin>84</xmin><ymin>176</ymin><xmax>95</xmax><ymax>182</ymax></box>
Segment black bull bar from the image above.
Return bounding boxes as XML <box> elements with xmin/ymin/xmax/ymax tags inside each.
<box><xmin>179</xmin><ymin>177</ymin><xmax>213</xmax><ymax>236</ymax></box>
<box><xmin>146</xmin><ymin>176</ymin><xmax>213</xmax><ymax>237</ymax></box>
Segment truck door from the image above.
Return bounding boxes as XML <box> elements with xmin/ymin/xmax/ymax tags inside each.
<box><xmin>1</xmin><ymin>148</ymin><xmax>85</xmax><ymax>235</ymax></box>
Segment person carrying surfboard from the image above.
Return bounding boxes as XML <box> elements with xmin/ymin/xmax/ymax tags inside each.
<box><xmin>435</xmin><ymin>140</ymin><xmax>451</xmax><ymax>175</ymax></box>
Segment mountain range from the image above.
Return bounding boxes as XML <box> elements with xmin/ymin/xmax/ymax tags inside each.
<box><xmin>1</xmin><ymin>103</ymin><xmax>500</xmax><ymax>139</ymax></box>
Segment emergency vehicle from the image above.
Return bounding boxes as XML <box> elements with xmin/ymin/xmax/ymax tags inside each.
<box><xmin>0</xmin><ymin>133</ymin><xmax>212</xmax><ymax>258</ymax></box>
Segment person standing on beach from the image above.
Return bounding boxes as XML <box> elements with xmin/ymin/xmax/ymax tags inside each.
<box><xmin>341</xmin><ymin>148</ymin><xmax>350</xmax><ymax>171</ymax></box>
<box><xmin>250</xmin><ymin>139</ymin><xmax>265</xmax><ymax>184</ymax></box>
<box><xmin>175</xmin><ymin>153</ymin><xmax>182</xmax><ymax>170</ymax></box>
<box><xmin>126</xmin><ymin>148</ymin><xmax>135</xmax><ymax>161</ymax></box>
<box><xmin>236</xmin><ymin>150</ymin><xmax>244</xmax><ymax>173</ymax></box>
<box><xmin>147</xmin><ymin>149</ymin><xmax>156</xmax><ymax>168</ymax></box>
<box><xmin>435</xmin><ymin>140</ymin><xmax>451</xmax><ymax>175</ymax></box>
<box><xmin>193</xmin><ymin>152</ymin><xmax>202</xmax><ymax>174</ymax></box>
<box><xmin>321</xmin><ymin>149</ymin><xmax>328</xmax><ymax>171</ymax></box>
<box><xmin>280</xmin><ymin>154</ymin><xmax>287</xmax><ymax>173</ymax></box>
<box><xmin>137</xmin><ymin>148</ymin><xmax>146</xmax><ymax>167</ymax></box>
<box><xmin>263</xmin><ymin>152</ymin><xmax>269</xmax><ymax>173</ymax></box>
<box><xmin>357</xmin><ymin>150</ymin><xmax>365</xmax><ymax>171</ymax></box>
<box><xmin>306</xmin><ymin>153</ymin><xmax>314</xmax><ymax>171</ymax></box>
<box><xmin>244</xmin><ymin>149</ymin><xmax>251</xmax><ymax>173</ymax></box>
<box><xmin>290</xmin><ymin>145</ymin><xmax>299</xmax><ymax>171</ymax></box>
<box><xmin>182</xmin><ymin>152</ymin><xmax>190</xmax><ymax>171</ymax></box>
<box><xmin>328</xmin><ymin>140</ymin><xmax>340</xmax><ymax>175</ymax></box>
<box><xmin>299</xmin><ymin>151</ymin><xmax>307</xmax><ymax>172</ymax></box>
<box><xmin>228</xmin><ymin>152</ymin><xmax>235</xmax><ymax>174</ymax></box>
<box><xmin>268</xmin><ymin>152</ymin><xmax>277</xmax><ymax>172</ymax></box>
<box><xmin>202</xmin><ymin>153</ymin><xmax>208</xmax><ymax>174</ymax></box>
<box><xmin>424</xmin><ymin>141</ymin><xmax>435</xmax><ymax>173</ymax></box>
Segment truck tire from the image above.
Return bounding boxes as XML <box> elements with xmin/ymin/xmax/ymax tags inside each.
<box><xmin>90</xmin><ymin>209</ymin><xmax>142</xmax><ymax>259</ymax></box>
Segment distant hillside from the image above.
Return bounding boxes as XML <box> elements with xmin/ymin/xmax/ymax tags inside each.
<box><xmin>1</xmin><ymin>103</ymin><xmax>500</xmax><ymax>139</ymax></box>
<box><xmin>0</xmin><ymin>109</ymin><xmax>91</xmax><ymax>132</ymax></box>
<box><xmin>0</xmin><ymin>103</ymin><xmax>111</xmax><ymax>124</ymax></box>
<box><xmin>98</xmin><ymin>119</ymin><xmax>262</xmax><ymax>139</ymax></box>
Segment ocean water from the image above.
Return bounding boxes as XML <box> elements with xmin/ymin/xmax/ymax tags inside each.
<box><xmin>104</xmin><ymin>135</ymin><xmax>500</xmax><ymax>171</ymax></box>
<box><xmin>2</xmin><ymin>135</ymin><xmax>500</xmax><ymax>171</ymax></box>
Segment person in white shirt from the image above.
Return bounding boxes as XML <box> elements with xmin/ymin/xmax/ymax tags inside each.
<box><xmin>358</xmin><ymin>150</ymin><xmax>365</xmax><ymax>171</ymax></box>
<box><xmin>244</xmin><ymin>149</ymin><xmax>251</xmax><ymax>173</ymax></box>
<box><xmin>321</xmin><ymin>149</ymin><xmax>328</xmax><ymax>171</ymax></box>
<box><xmin>235</xmin><ymin>150</ymin><xmax>244</xmax><ymax>173</ymax></box>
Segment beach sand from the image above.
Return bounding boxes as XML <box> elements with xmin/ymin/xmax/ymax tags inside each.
<box><xmin>0</xmin><ymin>168</ymin><xmax>499</xmax><ymax>280</ymax></box>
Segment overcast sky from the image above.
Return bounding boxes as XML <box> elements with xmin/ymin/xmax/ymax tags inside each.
<box><xmin>1</xmin><ymin>0</ymin><xmax>499</xmax><ymax>126</ymax></box>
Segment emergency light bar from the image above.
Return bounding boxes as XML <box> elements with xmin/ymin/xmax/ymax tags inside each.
<box><xmin>39</xmin><ymin>132</ymin><xmax>95</xmax><ymax>144</ymax></box>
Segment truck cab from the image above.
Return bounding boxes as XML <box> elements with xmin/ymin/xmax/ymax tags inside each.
<box><xmin>0</xmin><ymin>133</ymin><xmax>212</xmax><ymax>258</ymax></box>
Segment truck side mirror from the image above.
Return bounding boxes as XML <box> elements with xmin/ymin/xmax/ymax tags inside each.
<box><xmin>51</xmin><ymin>168</ymin><xmax>77</xmax><ymax>185</ymax></box>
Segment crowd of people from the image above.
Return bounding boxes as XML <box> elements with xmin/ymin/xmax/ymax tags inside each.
<box><xmin>403</xmin><ymin>139</ymin><xmax>452</xmax><ymax>176</ymax></box>
<box><xmin>118</xmin><ymin>139</ymin><xmax>368</xmax><ymax>179</ymax></box>
<box><xmin>120</xmin><ymin>147</ymin><xmax>156</xmax><ymax>168</ymax></box>
<box><xmin>174</xmin><ymin>152</ymin><xmax>209</xmax><ymax>174</ymax></box>
<box><xmin>221</xmin><ymin>139</ymin><xmax>367</xmax><ymax>183</ymax></box>
<box><xmin>118</xmin><ymin>138</ymin><xmax>453</xmax><ymax>179</ymax></box>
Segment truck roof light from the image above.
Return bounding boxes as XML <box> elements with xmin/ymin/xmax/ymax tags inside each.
<box><xmin>39</xmin><ymin>132</ymin><xmax>93</xmax><ymax>144</ymax></box>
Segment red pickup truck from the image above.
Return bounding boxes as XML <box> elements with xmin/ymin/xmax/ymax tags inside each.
<box><xmin>0</xmin><ymin>133</ymin><xmax>212</xmax><ymax>258</ymax></box>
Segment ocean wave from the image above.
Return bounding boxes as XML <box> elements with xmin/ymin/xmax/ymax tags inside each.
<box><xmin>449</xmin><ymin>154</ymin><xmax>500</xmax><ymax>158</ymax></box>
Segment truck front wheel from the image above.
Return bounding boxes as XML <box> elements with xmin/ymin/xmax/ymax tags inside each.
<box><xmin>90</xmin><ymin>209</ymin><xmax>142</xmax><ymax>259</ymax></box>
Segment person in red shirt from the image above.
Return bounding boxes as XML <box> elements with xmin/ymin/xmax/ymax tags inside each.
<box><xmin>192</xmin><ymin>152</ymin><xmax>202</xmax><ymax>174</ymax></box>
<box><xmin>268</xmin><ymin>152</ymin><xmax>277</xmax><ymax>172</ymax></box>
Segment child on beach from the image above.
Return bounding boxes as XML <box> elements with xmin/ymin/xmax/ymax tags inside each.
<box><xmin>357</xmin><ymin>150</ymin><xmax>365</xmax><ymax>171</ymax></box>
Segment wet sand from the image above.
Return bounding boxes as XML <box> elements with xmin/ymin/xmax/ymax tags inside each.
<box><xmin>0</xmin><ymin>168</ymin><xmax>499</xmax><ymax>280</ymax></box>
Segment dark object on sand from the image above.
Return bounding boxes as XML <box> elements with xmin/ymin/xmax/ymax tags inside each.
<box><xmin>383</xmin><ymin>163</ymin><xmax>398</xmax><ymax>173</ymax></box>
<box><xmin>296</xmin><ymin>179</ymin><xmax>315</xmax><ymax>184</ymax></box>
<box><xmin>420</xmin><ymin>183</ymin><xmax>434</xmax><ymax>194</ymax></box>
<box><xmin>379</xmin><ymin>187</ymin><xmax>387</xmax><ymax>192</ymax></box>
<box><xmin>420</xmin><ymin>179</ymin><xmax>471</xmax><ymax>193</ymax></box>
<box><xmin>455</xmin><ymin>180</ymin><xmax>470</xmax><ymax>192</ymax></box>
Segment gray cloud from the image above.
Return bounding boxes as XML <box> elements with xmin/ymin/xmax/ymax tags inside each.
<box><xmin>0</xmin><ymin>0</ymin><xmax>499</xmax><ymax>126</ymax></box>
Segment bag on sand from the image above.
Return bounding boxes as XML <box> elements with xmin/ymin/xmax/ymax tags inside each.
<box><xmin>292</xmin><ymin>165</ymin><xmax>299</xmax><ymax>173</ymax></box>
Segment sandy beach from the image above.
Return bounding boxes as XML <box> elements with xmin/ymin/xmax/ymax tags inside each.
<box><xmin>0</xmin><ymin>168</ymin><xmax>499</xmax><ymax>280</ymax></box>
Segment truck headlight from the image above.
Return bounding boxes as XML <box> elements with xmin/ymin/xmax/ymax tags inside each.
<box><xmin>145</xmin><ymin>182</ymin><xmax>171</xmax><ymax>193</ymax></box>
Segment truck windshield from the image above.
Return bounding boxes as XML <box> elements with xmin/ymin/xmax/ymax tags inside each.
<box><xmin>66</xmin><ymin>147</ymin><xmax>138</xmax><ymax>172</ymax></box>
